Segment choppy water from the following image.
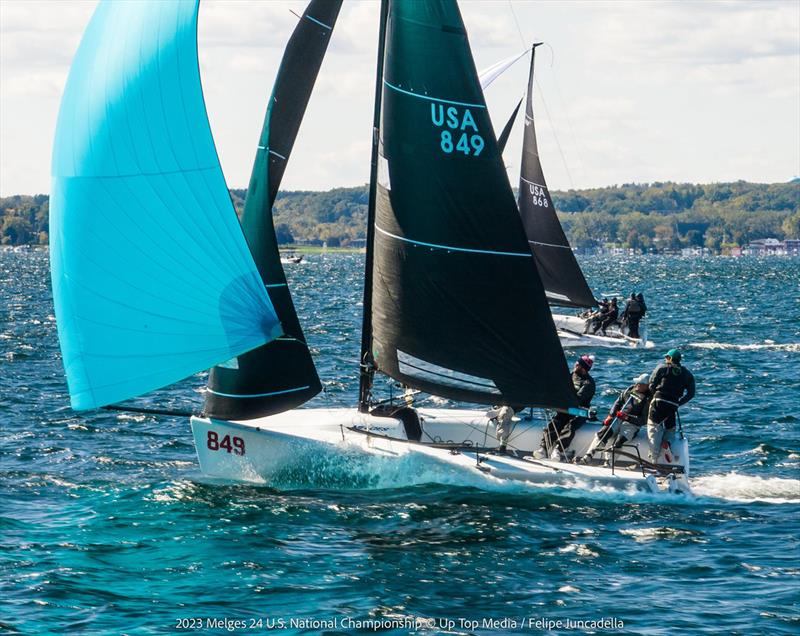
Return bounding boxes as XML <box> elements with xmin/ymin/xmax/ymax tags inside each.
<box><xmin>1</xmin><ymin>249</ymin><xmax>798</xmax><ymax>635</ymax></box>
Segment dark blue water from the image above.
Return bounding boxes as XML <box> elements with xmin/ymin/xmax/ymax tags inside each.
<box><xmin>2</xmin><ymin>249</ymin><xmax>798</xmax><ymax>635</ymax></box>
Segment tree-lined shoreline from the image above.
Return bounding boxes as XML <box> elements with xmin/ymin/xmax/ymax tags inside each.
<box><xmin>2</xmin><ymin>180</ymin><xmax>798</xmax><ymax>251</ymax></box>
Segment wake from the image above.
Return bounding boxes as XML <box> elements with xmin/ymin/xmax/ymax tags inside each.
<box><xmin>690</xmin><ymin>472</ymin><xmax>800</xmax><ymax>504</ymax></box>
<box><xmin>690</xmin><ymin>341</ymin><xmax>800</xmax><ymax>353</ymax></box>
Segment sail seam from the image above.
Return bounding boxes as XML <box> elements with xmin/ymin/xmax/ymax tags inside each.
<box><xmin>305</xmin><ymin>15</ymin><xmax>332</xmax><ymax>29</ymax></box>
<box><xmin>376</xmin><ymin>226</ymin><xmax>531</xmax><ymax>258</ymax></box>
<box><xmin>205</xmin><ymin>385</ymin><xmax>310</xmax><ymax>399</ymax></box>
<box><xmin>528</xmin><ymin>240</ymin><xmax>571</xmax><ymax>249</ymax></box>
<box><xmin>520</xmin><ymin>176</ymin><xmax>547</xmax><ymax>188</ymax></box>
<box><xmin>383</xmin><ymin>80</ymin><xmax>486</xmax><ymax>109</ymax></box>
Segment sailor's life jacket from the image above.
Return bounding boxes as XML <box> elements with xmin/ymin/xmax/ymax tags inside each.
<box><xmin>624</xmin><ymin>299</ymin><xmax>643</xmax><ymax>320</ymax></box>
<box><xmin>649</xmin><ymin>363</ymin><xmax>695</xmax><ymax>406</ymax></box>
<box><xmin>610</xmin><ymin>385</ymin><xmax>651</xmax><ymax>427</ymax></box>
<box><xmin>572</xmin><ymin>371</ymin><xmax>596</xmax><ymax>408</ymax></box>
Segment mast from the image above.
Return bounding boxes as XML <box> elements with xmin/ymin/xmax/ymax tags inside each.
<box><xmin>358</xmin><ymin>0</ymin><xmax>389</xmax><ymax>412</ymax></box>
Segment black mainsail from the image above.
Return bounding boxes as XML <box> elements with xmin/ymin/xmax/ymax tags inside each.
<box><xmin>518</xmin><ymin>44</ymin><xmax>596</xmax><ymax>309</ymax></box>
<box><xmin>205</xmin><ymin>0</ymin><xmax>342</xmax><ymax>419</ymax></box>
<box><xmin>361</xmin><ymin>1</ymin><xmax>577</xmax><ymax>410</ymax></box>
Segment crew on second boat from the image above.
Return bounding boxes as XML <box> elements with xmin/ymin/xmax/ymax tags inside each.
<box><xmin>622</xmin><ymin>293</ymin><xmax>646</xmax><ymax>339</ymax></box>
<box><xmin>647</xmin><ymin>349</ymin><xmax>695</xmax><ymax>463</ymax></box>
<box><xmin>534</xmin><ymin>355</ymin><xmax>595</xmax><ymax>461</ymax></box>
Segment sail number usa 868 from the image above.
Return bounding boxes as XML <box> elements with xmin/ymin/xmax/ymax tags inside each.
<box><xmin>207</xmin><ymin>430</ymin><xmax>245</xmax><ymax>455</ymax></box>
<box><xmin>431</xmin><ymin>104</ymin><xmax>484</xmax><ymax>156</ymax></box>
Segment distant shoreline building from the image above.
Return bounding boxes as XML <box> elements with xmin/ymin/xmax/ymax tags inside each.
<box><xmin>744</xmin><ymin>238</ymin><xmax>799</xmax><ymax>256</ymax></box>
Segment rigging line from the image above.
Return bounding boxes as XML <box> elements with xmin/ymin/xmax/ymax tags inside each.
<box><xmin>544</xmin><ymin>44</ymin><xmax>589</xmax><ymax>182</ymax></box>
<box><xmin>507</xmin><ymin>0</ymin><xmax>526</xmax><ymax>49</ymax></box>
<box><xmin>534</xmin><ymin>76</ymin><xmax>575</xmax><ymax>189</ymax></box>
<box><xmin>508</xmin><ymin>0</ymin><xmax>575</xmax><ymax>189</ymax></box>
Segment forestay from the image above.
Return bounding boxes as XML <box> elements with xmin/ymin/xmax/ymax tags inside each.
<box><xmin>205</xmin><ymin>0</ymin><xmax>342</xmax><ymax>420</ymax></box>
<box><xmin>368</xmin><ymin>0</ymin><xmax>577</xmax><ymax>410</ymax></box>
<box><xmin>50</xmin><ymin>0</ymin><xmax>282</xmax><ymax>410</ymax></box>
<box><xmin>518</xmin><ymin>45</ymin><xmax>596</xmax><ymax>309</ymax></box>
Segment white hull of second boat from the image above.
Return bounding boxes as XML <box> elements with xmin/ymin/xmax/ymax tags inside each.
<box><xmin>190</xmin><ymin>407</ymin><xmax>689</xmax><ymax>494</ymax></box>
<box><xmin>552</xmin><ymin>313</ymin><xmax>651</xmax><ymax>349</ymax></box>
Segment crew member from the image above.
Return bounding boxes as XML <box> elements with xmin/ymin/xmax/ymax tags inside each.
<box><xmin>622</xmin><ymin>293</ymin><xmax>644</xmax><ymax>339</ymax></box>
<box><xmin>637</xmin><ymin>293</ymin><xmax>647</xmax><ymax>318</ymax></box>
<box><xmin>534</xmin><ymin>355</ymin><xmax>596</xmax><ymax>461</ymax></box>
<box><xmin>647</xmin><ymin>349</ymin><xmax>695</xmax><ymax>463</ymax></box>
<box><xmin>580</xmin><ymin>373</ymin><xmax>651</xmax><ymax>463</ymax></box>
<box><xmin>585</xmin><ymin>299</ymin><xmax>608</xmax><ymax>334</ymax></box>
<box><xmin>488</xmin><ymin>405</ymin><xmax>515</xmax><ymax>453</ymax></box>
<box><xmin>598</xmin><ymin>297</ymin><xmax>619</xmax><ymax>336</ymax></box>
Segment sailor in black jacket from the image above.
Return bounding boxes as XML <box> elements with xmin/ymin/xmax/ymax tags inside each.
<box><xmin>647</xmin><ymin>349</ymin><xmax>695</xmax><ymax>463</ymax></box>
<box><xmin>535</xmin><ymin>355</ymin><xmax>596</xmax><ymax>460</ymax></box>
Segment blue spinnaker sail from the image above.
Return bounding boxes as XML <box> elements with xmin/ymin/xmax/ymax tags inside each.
<box><xmin>50</xmin><ymin>0</ymin><xmax>282</xmax><ymax>411</ymax></box>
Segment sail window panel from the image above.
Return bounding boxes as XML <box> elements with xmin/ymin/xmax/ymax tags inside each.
<box><xmin>397</xmin><ymin>351</ymin><xmax>500</xmax><ymax>394</ymax></box>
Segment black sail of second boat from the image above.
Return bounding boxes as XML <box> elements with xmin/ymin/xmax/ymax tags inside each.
<box><xmin>204</xmin><ymin>0</ymin><xmax>342</xmax><ymax>420</ymax></box>
<box><xmin>518</xmin><ymin>45</ymin><xmax>596</xmax><ymax>309</ymax></box>
<box><xmin>365</xmin><ymin>1</ymin><xmax>577</xmax><ymax>410</ymax></box>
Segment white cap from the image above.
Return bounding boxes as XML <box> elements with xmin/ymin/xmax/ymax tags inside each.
<box><xmin>633</xmin><ymin>373</ymin><xmax>649</xmax><ymax>385</ymax></box>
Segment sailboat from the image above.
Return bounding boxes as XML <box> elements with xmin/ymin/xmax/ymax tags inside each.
<box><xmin>50</xmin><ymin>0</ymin><xmax>687</xmax><ymax>495</ymax></box>
<box><xmin>513</xmin><ymin>45</ymin><xmax>650</xmax><ymax>349</ymax></box>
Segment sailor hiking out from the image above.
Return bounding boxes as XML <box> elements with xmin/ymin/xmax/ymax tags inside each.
<box><xmin>579</xmin><ymin>373</ymin><xmax>652</xmax><ymax>463</ymax></box>
<box><xmin>647</xmin><ymin>349</ymin><xmax>695</xmax><ymax>463</ymax></box>
<box><xmin>534</xmin><ymin>355</ymin><xmax>595</xmax><ymax>461</ymax></box>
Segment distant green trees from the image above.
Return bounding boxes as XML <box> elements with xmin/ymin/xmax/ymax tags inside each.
<box><xmin>2</xmin><ymin>180</ymin><xmax>797</xmax><ymax>250</ymax></box>
<box><xmin>1</xmin><ymin>194</ymin><xmax>49</xmax><ymax>245</ymax></box>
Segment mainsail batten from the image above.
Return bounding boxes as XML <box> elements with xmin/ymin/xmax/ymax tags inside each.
<box><xmin>518</xmin><ymin>46</ymin><xmax>596</xmax><ymax>309</ymax></box>
<box><xmin>50</xmin><ymin>0</ymin><xmax>282</xmax><ymax>411</ymax></box>
<box><xmin>204</xmin><ymin>0</ymin><xmax>342</xmax><ymax>420</ymax></box>
<box><xmin>367</xmin><ymin>0</ymin><xmax>577</xmax><ymax>410</ymax></box>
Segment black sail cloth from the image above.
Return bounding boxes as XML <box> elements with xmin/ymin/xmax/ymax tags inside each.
<box><xmin>204</xmin><ymin>0</ymin><xmax>342</xmax><ymax>420</ymax></box>
<box><xmin>518</xmin><ymin>46</ymin><xmax>596</xmax><ymax>309</ymax></box>
<box><xmin>368</xmin><ymin>0</ymin><xmax>577</xmax><ymax>411</ymax></box>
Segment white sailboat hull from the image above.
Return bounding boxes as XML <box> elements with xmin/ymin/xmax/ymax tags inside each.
<box><xmin>552</xmin><ymin>313</ymin><xmax>652</xmax><ymax>349</ymax></box>
<box><xmin>190</xmin><ymin>407</ymin><xmax>689</xmax><ymax>494</ymax></box>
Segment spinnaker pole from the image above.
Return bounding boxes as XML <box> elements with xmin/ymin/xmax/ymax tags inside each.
<box><xmin>358</xmin><ymin>0</ymin><xmax>389</xmax><ymax>412</ymax></box>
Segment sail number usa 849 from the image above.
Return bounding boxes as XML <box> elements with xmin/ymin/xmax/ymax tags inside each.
<box><xmin>431</xmin><ymin>104</ymin><xmax>484</xmax><ymax>156</ymax></box>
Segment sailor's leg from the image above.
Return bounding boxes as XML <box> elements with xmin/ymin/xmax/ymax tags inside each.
<box><xmin>661</xmin><ymin>423</ymin><xmax>678</xmax><ymax>462</ymax></box>
<box><xmin>647</xmin><ymin>418</ymin><xmax>665</xmax><ymax>463</ymax></box>
<box><xmin>584</xmin><ymin>424</ymin><xmax>612</xmax><ymax>458</ymax></box>
<box><xmin>538</xmin><ymin>416</ymin><xmax>561</xmax><ymax>457</ymax></box>
<box><xmin>615</xmin><ymin>421</ymin><xmax>639</xmax><ymax>448</ymax></box>
<box><xmin>556</xmin><ymin>416</ymin><xmax>585</xmax><ymax>460</ymax></box>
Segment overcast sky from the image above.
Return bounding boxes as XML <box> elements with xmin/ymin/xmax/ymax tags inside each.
<box><xmin>1</xmin><ymin>0</ymin><xmax>798</xmax><ymax>196</ymax></box>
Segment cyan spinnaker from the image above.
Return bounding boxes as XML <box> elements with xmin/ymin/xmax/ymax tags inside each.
<box><xmin>50</xmin><ymin>0</ymin><xmax>282</xmax><ymax>411</ymax></box>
